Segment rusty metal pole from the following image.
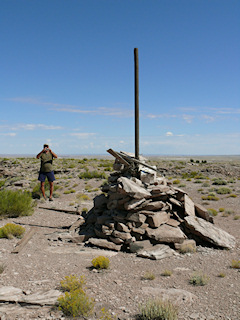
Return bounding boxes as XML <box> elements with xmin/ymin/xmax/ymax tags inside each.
<box><xmin>134</xmin><ymin>48</ymin><xmax>139</xmax><ymax>161</ymax></box>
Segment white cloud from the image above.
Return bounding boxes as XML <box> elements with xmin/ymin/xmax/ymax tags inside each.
<box><xmin>5</xmin><ymin>97</ymin><xmax>133</xmax><ymax>118</ymax></box>
<box><xmin>166</xmin><ymin>132</ymin><xmax>173</xmax><ymax>136</ymax></box>
<box><xmin>0</xmin><ymin>123</ymin><xmax>63</xmax><ymax>131</ymax></box>
<box><xmin>0</xmin><ymin>132</ymin><xmax>16</xmax><ymax>136</ymax></box>
<box><xmin>182</xmin><ymin>114</ymin><xmax>194</xmax><ymax>123</ymax></box>
<box><xmin>70</xmin><ymin>133</ymin><xmax>96</xmax><ymax>138</ymax></box>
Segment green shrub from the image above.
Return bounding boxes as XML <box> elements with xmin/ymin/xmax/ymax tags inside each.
<box><xmin>189</xmin><ymin>272</ymin><xmax>209</xmax><ymax>286</ymax></box>
<box><xmin>172</xmin><ymin>179</ymin><xmax>180</xmax><ymax>185</ymax></box>
<box><xmin>0</xmin><ymin>223</ymin><xmax>25</xmax><ymax>239</ymax></box>
<box><xmin>218</xmin><ymin>272</ymin><xmax>226</xmax><ymax>278</ymax></box>
<box><xmin>0</xmin><ymin>264</ymin><xmax>5</xmax><ymax>274</ymax></box>
<box><xmin>219</xmin><ymin>208</ymin><xmax>225</xmax><ymax>212</ymax></box>
<box><xmin>138</xmin><ymin>298</ymin><xmax>178</xmax><ymax>320</ymax></box>
<box><xmin>0</xmin><ymin>190</ymin><xmax>33</xmax><ymax>218</ymax></box>
<box><xmin>202</xmin><ymin>182</ymin><xmax>210</xmax><ymax>187</ymax></box>
<box><xmin>212</xmin><ymin>178</ymin><xmax>227</xmax><ymax>185</ymax></box>
<box><xmin>231</xmin><ymin>260</ymin><xmax>240</xmax><ymax>269</ymax></box>
<box><xmin>76</xmin><ymin>193</ymin><xmax>90</xmax><ymax>201</ymax></box>
<box><xmin>58</xmin><ymin>289</ymin><xmax>94</xmax><ymax>317</ymax></box>
<box><xmin>234</xmin><ymin>215</ymin><xmax>240</xmax><ymax>220</ymax></box>
<box><xmin>161</xmin><ymin>270</ymin><xmax>172</xmax><ymax>277</ymax></box>
<box><xmin>207</xmin><ymin>208</ymin><xmax>218</xmax><ymax>216</ymax></box>
<box><xmin>60</xmin><ymin>274</ymin><xmax>86</xmax><ymax>292</ymax></box>
<box><xmin>202</xmin><ymin>195</ymin><xmax>219</xmax><ymax>201</ymax></box>
<box><xmin>141</xmin><ymin>272</ymin><xmax>155</xmax><ymax>280</ymax></box>
<box><xmin>63</xmin><ymin>189</ymin><xmax>76</xmax><ymax>194</ymax></box>
<box><xmin>228</xmin><ymin>194</ymin><xmax>237</xmax><ymax>198</ymax></box>
<box><xmin>98</xmin><ymin>307</ymin><xmax>116</xmax><ymax>320</ymax></box>
<box><xmin>216</xmin><ymin>187</ymin><xmax>231</xmax><ymax>195</ymax></box>
<box><xmin>179</xmin><ymin>243</ymin><xmax>196</xmax><ymax>254</ymax></box>
<box><xmin>92</xmin><ymin>256</ymin><xmax>110</xmax><ymax>269</ymax></box>
<box><xmin>79</xmin><ymin>170</ymin><xmax>107</xmax><ymax>180</ymax></box>
<box><xmin>0</xmin><ymin>179</ymin><xmax>6</xmax><ymax>188</ymax></box>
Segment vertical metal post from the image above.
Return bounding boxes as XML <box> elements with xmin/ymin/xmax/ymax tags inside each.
<box><xmin>134</xmin><ymin>48</ymin><xmax>139</xmax><ymax>160</ymax></box>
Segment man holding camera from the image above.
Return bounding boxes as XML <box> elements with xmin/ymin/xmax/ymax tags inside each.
<box><xmin>36</xmin><ymin>144</ymin><xmax>58</xmax><ymax>201</ymax></box>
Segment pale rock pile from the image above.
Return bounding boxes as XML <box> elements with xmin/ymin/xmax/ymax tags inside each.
<box><xmin>73</xmin><ymin>161</ymin><xmax>236</xmax><ymax>259</ymax></box>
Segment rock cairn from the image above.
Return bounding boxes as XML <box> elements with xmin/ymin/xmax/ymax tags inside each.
<box><xmin>74</xmin><ymin>151</ymin><xmax>235</xmax><ymax>258</ymax></box>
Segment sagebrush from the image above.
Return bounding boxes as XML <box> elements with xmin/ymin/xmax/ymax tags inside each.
<box><xmin>0</xmin><ymin>190</ymin><xmax>33</xmax><ymax>218</ymax></box>
<box><xmin>0</xmin><ymin>223</ymin><xmax>25</xmax><ymax>239</ymax></box>
<box><xmin>139</xmin><ymin>299</ymin><xmax>178</xmax><ymax>320</ymax></box>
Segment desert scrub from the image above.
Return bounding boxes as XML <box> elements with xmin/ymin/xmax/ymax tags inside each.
<box><xmin>228</xmin><ymin>194</ymin><xmax>237</xmax><ymax>198</ymax></box>
<box><xmin>218</xmin><ymin>272</ymin><xmax>226</xmax><ymax>278</ymax></box>
<box><xmin>141</xmin><ymin>272</ymin><xmax>155</xmax><ymax>280</ymax></box>
<box><xmin>189</xmin><ymin>272</ymin><xmax>209</xmax><ymax>286</ymax></box>
<box><xmin>231</xmin><ymin>260</ymin><xmax>240</xmax><ymax>269</ymax></box>
<box><xmin>0</xmin><ymin>223</ymin><xmax>25</xmax><ymax>239</ymax></box>
<box><xmin>172</xmin><ymin>179</ymin><xmax>180</xmax><ymax>185</ymax></box>
<box><xmin>0</xmin><ymin>190</ymin><xmax>33</xmax><ymax>218</ymax></box>
<box><xmin>98</xmin><ymin>307</ymin><xmax>116</xmax><ymax>320</ymax></box>
<box><xmin>212</xmin><ymin>178</ymin><xmax>227</xmax><ymax>185</ymax></box>
<box><xmin>0</xmin><ymin>264</ymin><xmax>5</xmax><ymax>274</ymax></box>
<box><xmin>60</xmin><ymin>274</ymin><xmax>86</xmax><ymax>292</ymax></box>
<box><xmin>79</xmin><ymin>170</ymin><xmax>107</xmax><ymax>180</ymax></box>
<box><xmin>138</xmin><ymin>298</ymin><xmax>178</xmax><ymax>320</ymax></box>
<box><xmin>201</xmin><ymin>195</ymin><xmax>219</xmax><ymax>201</ymax></box>
<box><xmin>58</xmin><ymin>288</ymin><xmax>94</xmax><ymax>318</ymax></box>
<box><xmin>76</xmin><ymin>193</ymin><xmax>90</xmax><ymax>201</ymax></box>
<box><xmin>207</xmin><ymin>208</ymin><xmax>218</xmax><ymax>216</ymax></box>
<box><xmin>216</xmin><ymin>187</ymin><xmax>232</xmax><ymax>194</ymax></box>
<box><xmin>233</xmin><ymin>215</ymin><xmax>240</xmax><ymax>220</ymax></box>
<box><xmin>92</xmin><ymin>256</ymin><xmax>110</xmax><ymax>269</ymax></box>
<box><xmin>179</xmin><ymin>243</ymin><xmax>196</xmax><ymax>254</ymax></box>
<box><xmin>161</xmin><ymin>270</ymin><xmax>172</xmax><ymax>277</ymax></box>
<box><xmin>0</xmin><ymin>179</ymin><xmax>6</xmax><ymax>188</ymax></box>
<box><xmin>63</xmin><ymin>189</ymin><xmax>76</xmax><ymax>194</ymax></box>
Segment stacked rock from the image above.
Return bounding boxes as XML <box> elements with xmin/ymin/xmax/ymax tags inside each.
<box><xmin>74</xmin><ymin>159</ymin><xmax>235</xmax><ymax>256</ymax></box>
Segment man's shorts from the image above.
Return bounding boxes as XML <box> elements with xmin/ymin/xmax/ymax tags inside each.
<box><xmin>38</xmin><ymin>171</ymin><xmax>56</xmax><ymax>182</ymax></box>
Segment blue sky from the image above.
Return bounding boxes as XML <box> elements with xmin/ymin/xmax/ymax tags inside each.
<box><xmin>0</xmin><ymin>0</ymin><xmax>239</xmax><ymax>156</ymax></box>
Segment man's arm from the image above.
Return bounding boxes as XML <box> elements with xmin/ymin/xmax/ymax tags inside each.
<box><xmin>49</xmin><ymin>149</ymin><xmax>58</xmax><ymax>158</ymax></box>
<box><xmin>36</xmin><ymin>149</ymin><xmax>45</xmax><ymax>159</ymax></box>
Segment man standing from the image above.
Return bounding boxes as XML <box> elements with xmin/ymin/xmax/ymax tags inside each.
<box><xmin>36</xmin><ymin>144</ymin><xmax>58</xmax><ymax>201</ymax></box>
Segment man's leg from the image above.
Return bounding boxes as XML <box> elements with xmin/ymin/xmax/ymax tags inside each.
<box><xmin>49</xmin><ymin>181</ymin><xmax>54</xmax><ymax>200</ymax></box>
<box><xmin>40</xmin><ymin>182</ymin><xmax>47</xmax><ymax>200</ymax></box>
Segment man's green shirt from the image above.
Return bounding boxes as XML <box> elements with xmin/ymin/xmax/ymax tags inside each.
<box><xmin>40</xmin><ymin>152</ymin><xmax>54</xmax><ymax>172</ymax></box>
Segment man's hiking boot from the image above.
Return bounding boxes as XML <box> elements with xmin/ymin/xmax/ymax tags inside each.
<box><xmin>49</xmin><ymin>198</ymin><xmax>53</xmax><ymax>201</ymax></box>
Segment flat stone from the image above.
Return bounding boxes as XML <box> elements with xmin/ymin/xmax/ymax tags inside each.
<box><xmin>195</xmin><ymin>203</ymin><xmax>213</xmax><ymax>223</ymax></box>
<box><xmin>141</xmin><ymin>287</ymin><xmax>197</xmax><ymax>304</ymax></box>
<box><xmin>147</xmin><ymin>211</ymin><xmax>170</xmax><ymax>228</ymax></box>
<box><xmin>137</xmin><ymin>244</ymin><xmax>178</xmax><ymax>260</ymax></box>
<box><xmin>112</xmin><ymin>230</ymin><xmax>132</xmax><ymax>241</ymax></box>
<box><xmin>0</xmin><ymin>286</ymin><xmax>23</xmax><ymax>302</ymax></box>
<box><xmin>124</xmin><ymin>198</ymin><xmax>146</xmax><ymax>210</ymax></box>
<box><xmin>129</xmin><ymin>240</ymin><xmax>153</xmax><ymax>253</ymax></box>
<box><xmin>87</xmin><ymin>238</ymin><xmax>121</xmax><ymax>251</ymax></box>
<box><xmin>116</xmin><ymin>222</ymin><xmax>130</xmax><ymax>233</ymax></box>
<box><xmin>166</xmin><ymin>218</ymin><xmax>180</xmax><ymax>227</ymax></box>
<box><xmin>126</xmin><ymin>212</ymin><xmax>147</xmax><ymax>224</ymax></box>
<box><xmin>184</xmin><ymin>216</ymin><xmax>236</xmax><ymax>249</ymax></box>
<box><xmin>23</xmin><ymin>289</ymin><xmax>62</xmax><ymax>306</ymax></box>
<box><xmin>184</xmin><ymin>194</ymin><xmax>195</xmax><ymax>217</ymax></box>
<box><xmin>117</xmin><ymin>177</ymin><xmax>151</xmax><ymax>199</ymax></box>
<box><xmin>146</xmin><ymin>225</ymin><xmax>187</xmax><ymax>243</ymax></box>
<box><xmin>141</xmin><ymin>201</ymin><xmax>165</xmax><ymax>211</ymax></box>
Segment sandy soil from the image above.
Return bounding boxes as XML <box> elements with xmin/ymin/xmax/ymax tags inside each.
<box><xmin>0</xmin><ymin>157</ymin><xmax>239</xmax><ymax>320</ymax></box>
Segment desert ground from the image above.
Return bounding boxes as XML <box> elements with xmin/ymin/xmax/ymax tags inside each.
<box><xmin>0</xmin><ymin>155</ymin><xmax>239</xmax><ymax>320</ymax></box>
